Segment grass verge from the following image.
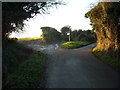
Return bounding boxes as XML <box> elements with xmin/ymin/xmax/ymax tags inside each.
<box><xmin>3</xmin><ymin>40</ymin><xmax>47</xmax><ymax>88</ymax></box>
<box><xmin>60</xmin><ymin>41</ymin><xmax>92</xmax><ymax>49</ymax></box>
<box><xmin>3</xmin><ymin>40</ymin><xmax>33</xmax><ymax>79</ymax></box>
<box><xmin>3</xmin><ymin>51</ymin><xmax>47</xmax><ymax>88</ymax></box>
<box><xmin>92</xmin><ymin>47</ymin><xmax>120</xmax><ymax>72</ymax></box>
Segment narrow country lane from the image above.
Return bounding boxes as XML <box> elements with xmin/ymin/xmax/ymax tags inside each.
<box><xmin>28</xmin><ymin>43</ymin><xmax>119</xmax><ymax>88</ymax></box>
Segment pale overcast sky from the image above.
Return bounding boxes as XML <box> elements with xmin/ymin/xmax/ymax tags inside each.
<box><xmin>10</xmin><ymin>0</ymin><xmax>99</xmax><ymax>38</ymax></box>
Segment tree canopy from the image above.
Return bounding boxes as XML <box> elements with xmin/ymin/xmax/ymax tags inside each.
<box><xmin>61</xmin><ymin>26</ymin><xmax>71</xmax><ymax>35</ymax></box>
<box><xmin>60</xmin><ymin>26</ymin><xmax>72</xmax><ymax>41</ymax></box>
<box><xmin>71</xmin><ymin>29</ymin><xmax>96</xmax><ymax>42</ymax></box>
<box><xmin>85</xmin><ymin>2</ymin><xmax>120</xmax><ymax>58</ymax></box>
<box><xmin>2</xmin><ymin>1</ymin><xmax>64</xmax><ymax>39</ymax></box>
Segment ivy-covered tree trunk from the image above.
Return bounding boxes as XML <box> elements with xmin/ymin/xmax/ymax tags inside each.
<box><xmin>85</xmin><ymin>2</ymin><xmax>120</xmax><ymax>59</ymax></box>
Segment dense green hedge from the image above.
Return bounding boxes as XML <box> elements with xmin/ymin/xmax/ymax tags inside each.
<box><xmin>3</xmin><ymin>40</ymin><xmax>33</xmax><ymax>79</ymax></box>
<box><xmin>41</xmin><ymin>27</ymin><xmax>61</xmax><ymax>43</ymax></box>
<box><xmin>3</xmin><ymin>51</ymin><xmax>47</xmax><ymax>88</ymax></box>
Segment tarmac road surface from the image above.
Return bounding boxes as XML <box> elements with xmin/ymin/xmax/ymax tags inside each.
<box><xmin>28</xmin><ymin>43</ymin><xmax>119</xmax><ymax>88</ymax></box>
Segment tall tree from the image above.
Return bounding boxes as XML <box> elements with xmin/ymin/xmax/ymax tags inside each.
<box><xmin>85</xmin><ymin>2</ymin><xmax>120</xmax><ymax>58</ymax></box>
<box><xmin>60</xmin><ymin>25</ymin><xmax>72</xmax><ymax>41</ymax></box>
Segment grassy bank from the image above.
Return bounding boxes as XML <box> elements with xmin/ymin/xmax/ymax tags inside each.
<box><xmin>92</xmin><ymin>47</ymin><xmax>120</xmax><ymax>72</ymax></box>
<box><xmin>60</xmin><ymin>41</ymin><xmax>92</xmax><ymax>49</ymax></box>
<box><xmin>3</xmin><ymin>40</ymin><xmax>47</xmax><ymax>88</ymax></box>
<box><xmin>3</xmin><ymin>40</ymin><xmax>33</xmax><ymax>79</ymax></box>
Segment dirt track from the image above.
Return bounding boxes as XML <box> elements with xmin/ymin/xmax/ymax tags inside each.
<box><xmin>28</xmin><ymin>43</ymin><xmax>119</xmax><ymax>88</ymax></box>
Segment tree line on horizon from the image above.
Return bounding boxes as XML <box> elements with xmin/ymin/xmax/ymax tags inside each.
<box><xmin>40</xmin><ymin>26</ymin><xmax>96</xmax><ymax>43</ymax></box>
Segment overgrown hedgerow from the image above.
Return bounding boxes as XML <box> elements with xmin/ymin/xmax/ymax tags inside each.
<box><xmin>3</xmin><ymin>51</ymin><xmax>47</xmax><ymax>88</ymax></box>
<box><xmin>2</xmin><ymin>39</ymin><xmax>47</xmax><ymax>88</ymax></box>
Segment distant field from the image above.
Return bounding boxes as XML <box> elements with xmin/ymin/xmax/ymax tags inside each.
<box><xmin>18</xmin><ymin>37</ymin><xmax>42</xmax><ymax>41</ymax></box>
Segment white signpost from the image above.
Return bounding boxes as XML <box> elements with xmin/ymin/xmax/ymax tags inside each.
<box><xmin>67</xmin><ymin>33</ymin><xmax>70</xmax><ymax>35</ymax></box>
<box><xmin>67</xmin><ymin>32</ymin><xmax>70</xmax><ymax>41</ymax></box>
